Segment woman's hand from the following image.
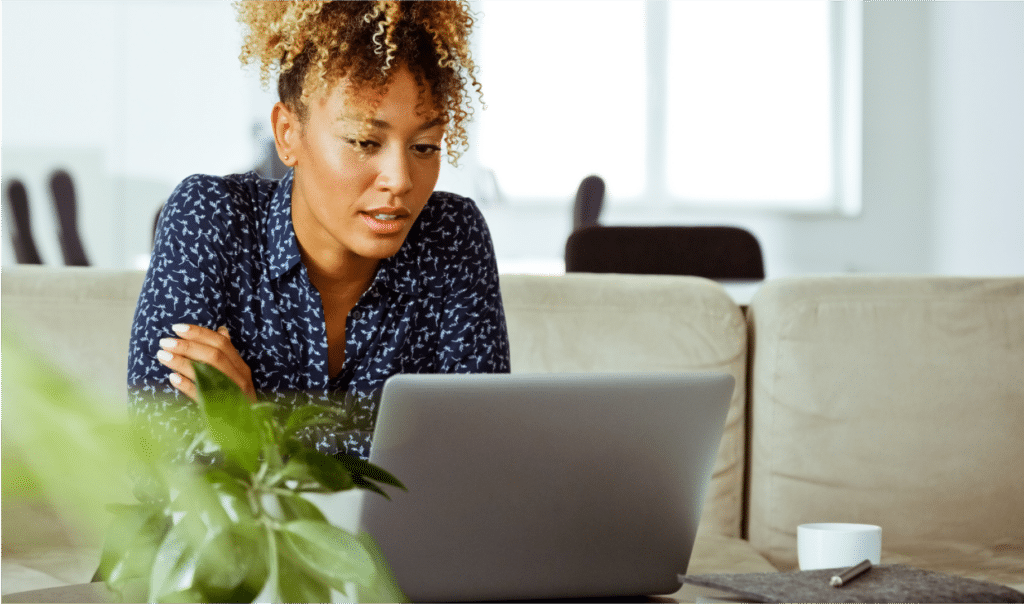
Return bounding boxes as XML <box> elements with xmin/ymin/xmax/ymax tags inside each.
<box><xmin>156</xmin><ymin>324</ymin><xmax>256</xmax><ymax>403</ymax></box>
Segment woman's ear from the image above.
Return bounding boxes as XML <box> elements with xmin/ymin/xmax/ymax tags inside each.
<box><xmin>271</xmin><ymin>102</ymin><xmax>301</xmax><ymax>167</ymax></box>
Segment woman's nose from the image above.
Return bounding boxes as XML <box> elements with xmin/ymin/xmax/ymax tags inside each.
<box><xmin>376</xmin><ymin>148</ymin><xmax>414</xmax><ymax>196</ymax></box>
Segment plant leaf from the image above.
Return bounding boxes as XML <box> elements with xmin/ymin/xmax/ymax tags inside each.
<box><xmin>192</xmin><ymin>523</ymin><xmax>267</xmax><ymax>604</ymax></box>
<box><xmin>279</xmin><ymin>519</ymin><xmax>377</xmax><ymax>591</ymax></box>
<box><xmin>251</xmin><ymin>403</ymin><xmax>285</xmax><ymax>471</ymax></box>
<box><xmin>165</xmin><ymin>465</ymin><xmax>233</xmax><ymax>542</ymax></box>
<box><xmin>275</xmin><ymin>544</ymin><xmax>332</xmax><ymax>604</ymax></box>
<box><xmin>334</xmin><ymin>453</ymin><xmax>407</xmax><ymax>493</ymax></box>
<box><xmin>192</xmin><ymin>361</ymin><xmax>262</xmax><ymax>473</ymax></box>
<box><xmin>350</xmin><ymin>475</ymin><xmax>390</xmax><ymax>500</ymax></box>
<box><xmin>283</xmin><ymin>403</ymin><xmax>346</xmax><ymax>436</ymax></box>
<box><xmin>352</xmin><ymin>531</ymin><xmax>410</xmax><ymax>603</ymax></box>
<box><xmin>148</xmin><ymin>520</ymin><xmax>200</xmax><ymax>602</ymax></box>
<box><xmin>99</xmin><ymin>503</ymin><xmax>170</xmax><ymax>588</ymax></box>
<box><xmin>256</xmin><ymin>524</ymin><xmax>281</xmax><ymax>603</ymax></box>
<box><xmin>276</xmin><ymin>491</ymin><xmax>328</xmax><ymax>523</ymax></box>
<box><xmin>283</xmin><ymin>449</ymin><xmax>355</xmax><ymax>492</ymax></box>
<box><xmin>205</xmin><ymin>469</ymin><xmax>254</xmax><ymax>524</ymax></box>
<box><xmin>152</xmin><ymin>587</ymin><xmax>206</xmax><ymax>603</ymax></box>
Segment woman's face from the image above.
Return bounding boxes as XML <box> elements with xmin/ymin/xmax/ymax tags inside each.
<box><xmin>282</xmin><ymin>66</ymin><xmax>445</xmax><ymax>271</ymax></box>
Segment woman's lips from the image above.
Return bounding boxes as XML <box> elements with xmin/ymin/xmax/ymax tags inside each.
<box><xmin>361</xmin><ymin>212</ymin><xmax>408</xmax><ymax>235</ymax></box>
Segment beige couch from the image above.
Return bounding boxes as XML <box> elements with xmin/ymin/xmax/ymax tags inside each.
<box><xmin>3</xmin><ymin>266</ymin><xmax>1022</xmax><ymax>596</ymax></box>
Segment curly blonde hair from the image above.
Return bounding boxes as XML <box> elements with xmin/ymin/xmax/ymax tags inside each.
<box><xmin>235</xmin><ymin>0</ymin><xmax>481</xmax><ymax>164</ymax></box>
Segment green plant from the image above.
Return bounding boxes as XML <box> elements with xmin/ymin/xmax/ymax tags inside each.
<box><xmin>99</xmin><ymin>362</ymin><xmax>409</xmax><ymax>603</ymax></box>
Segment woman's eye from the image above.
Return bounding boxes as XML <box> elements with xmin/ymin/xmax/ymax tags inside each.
<box><xmin>411</xmin><ymin>144</ymin><xmax>441</xmax><ymax>157</ymax></box>
<box><xmin>346</xmin><ymin>139</ymin><xmax>380</xmax><ymax>151</ymax></box>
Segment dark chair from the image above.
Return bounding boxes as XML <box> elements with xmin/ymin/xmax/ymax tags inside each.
<box><xmin>564</xmin><ymin>225</ymin><xmax>765</xmax><ymax>280</ymax></box>
<box><xmin>571</xmin><ymin>175</ymin><xmax>605</xmax><ymax>232</ymax></box>
<box><xmin>49</xmin><ymin>169</ymin><xmax>90</xmax><ymax>266</ymax></box>
<box><xmin>4</xmin><ymin>180</ymin><xmax>44</xmax><ymax>264</ymax></box>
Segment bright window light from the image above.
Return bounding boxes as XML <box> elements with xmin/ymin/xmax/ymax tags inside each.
<box><xmin>472</xmin><ymin>0</ymin><xmax>853</xmax><ymax>213</ymax></box>
<box><xmin>666</xmin><ymin>1</ymin><xmax>833</xmax><ymax>205</ymax></box>
<box><xmin>476</xmin><ymin>1</ymin><xmax>647</xmax><ymax>199</ymax></box>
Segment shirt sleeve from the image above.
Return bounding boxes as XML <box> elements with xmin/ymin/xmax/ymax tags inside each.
<box><xmin>126</xmin><ymin>175</ymin><xmax>232</xmax><ymax>440</ymax></box>
<box><xmin>435</xmin><ymin>195</ymin><xmax>512</xmax><ymax>374</ymax></box>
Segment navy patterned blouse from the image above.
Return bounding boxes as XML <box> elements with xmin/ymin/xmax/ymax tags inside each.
<box><xmin>128</xmin><ymin>169</ymin><xmax>511</xmax><ymax>459</ymax></box>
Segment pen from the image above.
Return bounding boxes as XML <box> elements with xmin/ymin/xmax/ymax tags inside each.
<box><xmin>830</xmin><ymin>559</ymin><xmax>872</xmax><ymax>587</ymax></box>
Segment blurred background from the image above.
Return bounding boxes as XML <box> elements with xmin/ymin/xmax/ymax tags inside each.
<box><xmin>2</xmin><ymin>0</ymin><xmax>1022</xmax><ymax>277</ymax></box>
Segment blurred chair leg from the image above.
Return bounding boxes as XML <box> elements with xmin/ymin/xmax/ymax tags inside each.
<box><xmin>4</xmin><ymin>179</ymin><xmax>45</xmax><ymax>264</ymax></box>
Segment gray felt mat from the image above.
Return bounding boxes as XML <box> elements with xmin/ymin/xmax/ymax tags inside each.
<box><xmin>682</xmin><ymin>564</ymin><xmax>1024</xmax><ymax>603</ymax></box>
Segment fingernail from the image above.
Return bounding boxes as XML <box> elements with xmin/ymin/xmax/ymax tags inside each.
<box><xmin>159</xmin><ymin>338</ymin><xmax>177</xmax><ymax>350</ymax></box>
<box><xmin>171</xmin><ymin>324</ymin><xmax>190</xmax><ymax>334</ymax></box>
<box><xmin>169</xmin><ymin>373</ymin><xmax>182</xmax><ymax>385</ymax></box>
<box><xmin>157</xmin><ymin>350</ymin><xmax>173</xmax><ymax>362</ymax></box>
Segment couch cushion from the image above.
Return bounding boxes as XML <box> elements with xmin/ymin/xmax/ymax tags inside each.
<box><xmin>2</xmin><ymin>266</ymin><xmax>147</xmax><ymax>408</ymax></box>
<box><xmin>746</xmin><ymin>275</ymin><xmax>1024</xmax><ymax>583</ymax></box>
<box><xmin>499</xmin><ymin>273</ymin><xmax>749</xmax><ymax>538</ymax></box>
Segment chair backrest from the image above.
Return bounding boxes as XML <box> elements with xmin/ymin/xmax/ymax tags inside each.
<box><xmin>4</xmin><ymin>179</ymin><xmax>44</xmax><ymax>264</ymax></box>
<box><xmin>49</xmin><ymin>169</ymin><xmax>90</xmax><ymax>266</ymax></box>
<box><xmin>565</xmin><ymin>225</ymin><xmax>765</xmax><ymax>280</ymax></box>
<box><xmin>571</xmin><ymin>175</ymin><xmax>605</xmax><ymax>232</ymax></box>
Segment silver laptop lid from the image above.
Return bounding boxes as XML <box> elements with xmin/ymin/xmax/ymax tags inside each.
<box><xmin>359</xmin><ymin>372</ymin><xmax>734</xmax><ymax>602</ymax></box>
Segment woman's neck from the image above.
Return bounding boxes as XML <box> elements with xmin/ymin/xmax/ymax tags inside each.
<box><xmin>300</xmin><ymin>246</ymin><xmax>378</xmax><ymax>299</ymax></box>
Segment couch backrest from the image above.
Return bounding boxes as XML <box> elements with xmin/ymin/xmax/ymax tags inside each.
<box><xmin>2</xmin><ymin>266</ymin><xmax>147</xmax><ymax>409</ymax></box>
<box><xmin>499</xmin><ymin>273</ymin><xmax>749</xmax><ymax>538</ymax></box>
<box><xmin>746</xmin><ymin>275</ymin><xmax>1024</xmax><ymax>569</ymax></box>
<box><xmin>0</xmin><ymin>268</ymin><xmax>750</xmax><ymax>540</ymax></box>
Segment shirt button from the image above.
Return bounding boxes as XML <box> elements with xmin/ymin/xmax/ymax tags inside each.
<box><xmin>351</xmin><ymin>311</ymin><xmax>362</xmax><ymax>321</ymax></box>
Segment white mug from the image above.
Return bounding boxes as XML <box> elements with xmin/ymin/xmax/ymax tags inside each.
<box><xmin>797</xmin><ymin>522</ymin><xmax>882</xmax><ymax>571</ymax></box>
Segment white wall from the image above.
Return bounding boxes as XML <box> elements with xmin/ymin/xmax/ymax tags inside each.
<box><xmin>931</xmin><ymin>1</ymin><xmax>1024</xmax><ymax>276</ymax></box>
<box><xmin>2</xmin><ymin>1</ymin><xmax>1022</xmax><ymax>276</ymax></box>
<box><xmin>774</xmin><ymin>0</ymin><xmax>936</xmax><ymax>276</ymax></box>
<box><xmin>1</xmin><ymin>1</ymin><xmax>269</xmax><ymax>268</ymax></box>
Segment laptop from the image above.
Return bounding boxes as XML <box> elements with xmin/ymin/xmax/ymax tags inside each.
<box><xmin>358</xmin><ymin>372</ymin><xmax>734</xmax><ymax>602</ymax></box>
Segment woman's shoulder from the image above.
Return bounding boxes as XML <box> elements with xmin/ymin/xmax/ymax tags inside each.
<box><xmin>154</xmin><ymin>171</ymin><xmax>282</xmax><ymax>257</ymax></box>
<box><xmin>159</xmin><ymin>172</ymin><xmax>280</xmax><ymax>234</ymax></box>
<box><xmin>410</xmin><ymin>190</ymin><xmax>497</xmax><ymax>267</ymax></box>
<box><xmin>426</xmin><ymin>189</ymin><xmax>477</xmax><ymax>209</ymax></box>
<box><xmin>164</xmin><ymin>171</ymin><xmax>273</xmax><ymax>218</ymax></box>
<box><xmin>418</xmin><ymin>190</ymin><xmax>489</xmax><ymax>234</ymax></box>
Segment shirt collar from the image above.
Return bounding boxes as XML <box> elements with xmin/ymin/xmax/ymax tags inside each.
<box><xmin>266</xmin><ymin>169</ymin><xmax>303</xmax><ymax>280</ymax></box>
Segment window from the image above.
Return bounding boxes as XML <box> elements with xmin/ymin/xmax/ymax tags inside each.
<box><xmin>476</xmin><ymin>1</ymin><xmax>648</xmax><ymax>199</ymax></box>
<box><xmin>444</xmin><ymin>0</ymin><xmax>861</xmax><ymax>215</ymax></box>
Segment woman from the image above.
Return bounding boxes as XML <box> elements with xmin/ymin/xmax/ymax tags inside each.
<box><xmin>127</xmin><ymin>0</ymin><xmax>510</xmax><ymax>460</ymax></box>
